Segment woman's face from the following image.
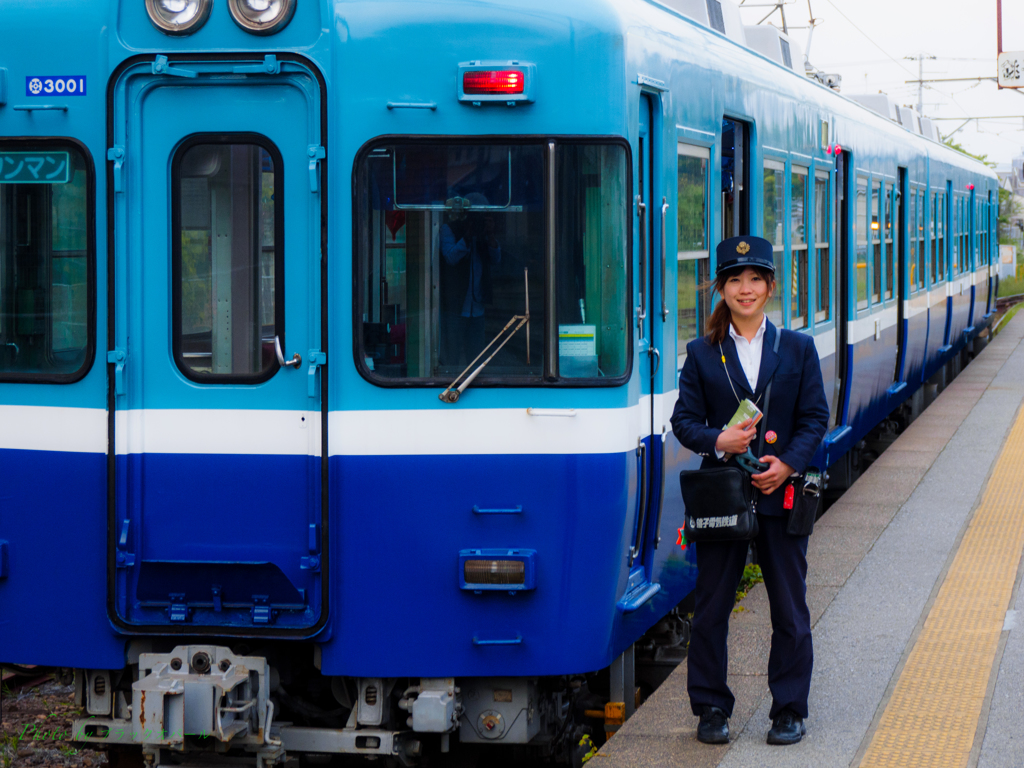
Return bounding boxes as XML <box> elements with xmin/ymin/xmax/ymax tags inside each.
<box><xmin>722</xmin><ymin>267</ymin><xmax>773</xmax><ymax>323</ymax></box>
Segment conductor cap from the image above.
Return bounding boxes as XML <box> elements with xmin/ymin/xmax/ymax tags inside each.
<box><xmin>715</xmin><ymin>236</ymin><xmax>775</xmax><ymax>278</ymax></box>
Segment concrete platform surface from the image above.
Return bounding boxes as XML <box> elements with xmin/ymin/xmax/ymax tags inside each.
<box><xmin>594</xmin><ymin>312</ymin><xmax>1024</xmax><ymax>768</ymax></box>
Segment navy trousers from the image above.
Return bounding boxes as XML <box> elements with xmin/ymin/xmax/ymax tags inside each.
<box><xmin>687</xmin><ymin>514</ymin><xmax>812</xmax><ymax>719</ymax></box>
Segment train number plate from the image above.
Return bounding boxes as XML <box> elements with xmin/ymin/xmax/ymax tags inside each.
<box><xmin>25</xmin><ymin>76</ymin><xmax>87</xmax><ymax>97</ymax></box>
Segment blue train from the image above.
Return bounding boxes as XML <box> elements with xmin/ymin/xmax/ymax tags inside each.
<box><xmin>0</xmin><ymin>0</ymin><xmax>997</xmax><ymax>764</ymax></box>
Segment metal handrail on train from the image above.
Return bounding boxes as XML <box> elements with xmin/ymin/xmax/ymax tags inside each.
<box><xmin>439</xmin><ymin>268</ymin><xmax>531</xmax><ymax>403</ymax></box>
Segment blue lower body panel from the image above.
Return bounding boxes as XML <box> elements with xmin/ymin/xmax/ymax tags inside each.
<box><xmin>319</xmin><ymin>450</ymin><xmax>697</xmax><ymax>677</ymax></box>
<box><xmin>0</xmin><ymin>449</ymin><xmax>124</xmax><ymax>667</ymax></box>
<box><xmin>114</xmin><ymin>453</ymin><xmax>322</xmax><ymax>630</ymax></box>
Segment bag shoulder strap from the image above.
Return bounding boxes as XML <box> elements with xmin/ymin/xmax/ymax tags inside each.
<box><xmin>757</xmin><ymin>326</ymin><xmax>783</xmax><ymax>458</ymax></box>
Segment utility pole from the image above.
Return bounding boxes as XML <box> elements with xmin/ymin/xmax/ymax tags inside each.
<box><xmin>905</xmin><ymin>53</ymin><xmax>937</xmax><ymax>113</ymax></box>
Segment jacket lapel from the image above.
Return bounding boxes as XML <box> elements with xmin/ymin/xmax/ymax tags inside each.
<box><xmin>720</xmin><ymin>336</ymin><xmax>754</xmax><ymax>399</ymax></box>
<box><xmin>753</xmin><ymin>321</ymin><xmax>781</xmax><ymax>396</ymax></box>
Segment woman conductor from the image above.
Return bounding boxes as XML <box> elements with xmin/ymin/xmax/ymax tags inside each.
<box><xmin>670</xmin><ymin>236</ymin><xmax>830</xmax><ymax>746</ymax></box>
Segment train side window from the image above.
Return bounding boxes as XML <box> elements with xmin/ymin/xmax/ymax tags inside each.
<box><xmin>172</xmin><ymin>137</ymin><xmax>282</xmax><ymax>381</ymax></box>
<box><xmin>721</xmin><ymin>118</ymin><xmax>749</xmax><ymax>241</ymax></box>
<box><xmin>0</xmin><ymin>143</ymin><xmax>92</xmax><ymax>381</ymax></box>
<box><xmin>871</xmin><ymin>178</ymin><xmax>882</xmax><ymax>304</ymax></box>
<box><xmin>813</xmin><ymin>170</ymin><xmax>830</xmax><ymax>323</ymax></box>
<box><xmin>855</xmin><ymin>176</ymin><xmax>868</xmax><ymax>310</ymax></box>
<box><xmin>959</xmin><ymin>196</ymin><xmax>966</xmax><ymax>274</ymax></box>
<box><xmin>763</xmin><ymin>158</ymin><xmax>785</xmax><ymax>325</ymax></box>
<box><xmin>913</xmin><ymin>189</ymin><xmax>921</xmax><ymax>290</ymax></box>
<box><xmin>884</xmin><ymin>183</ymin><xmax>894</xmax><ymax>301</ymax></box>
<box><xmin>677</xmin><ymin>143</ymin><xmax>710</xmax><ymax>362</ymax></box>
<box><xmin>932</xmin><ymin>191</ymin><xmax>943</xmax><ymax>284</ymax></box>
<box><xmin>790</xmin><ymin>166</ymin><xmax>808</xmax><ymax>330</ymax></box>
<box><xmin>952</xmin><ymin>196</ymin><xmax>959</xmax><ymax>274</ymax></box>
<box><xmin>916</xmin><ymin>190</ymin><xmax>926</xmax><ymax>291</ymax></box>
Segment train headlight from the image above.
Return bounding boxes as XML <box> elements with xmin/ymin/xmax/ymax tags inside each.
<box><xmin>227</xmin><ymin>0</ymin><xmax>296</xmax><ymax>35</ymax></box>
<box><xmin>459</xmin><ymin>549</ymin><xmax>536</xmax><ymax>592</ymax></box>
<box><xmin>145</xmin><ymin>0</ymin><xmax>212</xmax><ymax>35</ymax></box>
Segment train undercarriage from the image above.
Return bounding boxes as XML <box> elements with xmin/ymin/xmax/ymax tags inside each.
<box><xmin>70</xmin><ymin>642</ymin><xmax>632</xmax><ymax>767</ymax></box>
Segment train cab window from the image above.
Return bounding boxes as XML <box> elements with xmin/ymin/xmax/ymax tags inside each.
<box><xmin>0</xmin><ymin>143</ymin><xmax>92</xmax><ymax>380</ymax></box>
<box><xmin>855</xmin><ymin>176</ymin><xmax>868</xmax><ymax>310</ymax></box>
<box><xmin>884</xmin><ymin>183</ymin><xmax>895</xmax><ymax>301</ymax></box>
<box><xmin>173</xmin><ymin>138</ymin><xmax>282</xmax><ymax>381</ymax></box>
<box><xmin>677</xmin><ymin>143</ymin><xmax>710</xmax><ymax>359</ymax></box>
<box><xmin>555</xmin><ymin>144</ymin><xmax>629</xmax><ymax>378</ymax></box>
<box><xmin>790</xmin><ymin>167</ymin><xmax>808</xmax><ymax>330</ymax></box>
<box><xmin>871</xmin><ymin>179</ymin><xmax>882</xmax><ymax>304</ymax></box>
<box><xmin>813</xmin><ymin>170</ymin><xmax>830</xmax><ymax>323</ymax></box>
<box><xmin>762</xmin><ymin>159</ymin><xmax>785</xmax><ymax>326</ymax></box>
<box><xmin>355</xmin><ymin>140</ymin><xmax>629</xmax><ymax>385</ymax></box>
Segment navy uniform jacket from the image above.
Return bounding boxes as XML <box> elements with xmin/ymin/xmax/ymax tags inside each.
<box><xmin>670</xmin><ymin>321</ymin><xmax>830</xmax><ymax>518</ymax></box>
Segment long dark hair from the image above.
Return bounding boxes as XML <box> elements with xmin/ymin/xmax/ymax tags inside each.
<box><xmin>704</xmin><ymin>266</ymin><xmax>776</xmax><ymax>345</ymax></box>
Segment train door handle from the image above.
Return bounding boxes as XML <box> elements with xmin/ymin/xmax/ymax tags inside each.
<box><xmin>637</xmin><ymin>196</ymin><xmax>648</xmax><ymax>332</ymax></box>
<box><xmin>630</xmin><ymin>439</ymin><xmax>649</xmax><ymax>567</ymax></box>
<box><xmin>275</xmin><ymin>336</ymin><xmax>302</xmax><ymax>368</ymax></box>
<box><xmin>661</xmin><ymin>197</ymin><xmax>670</xmax><ymax>321</ymax></box>
<box><xmin>649</xmin><ymin>346</ymin><xmax>661</xmax><ymax>376</ymax></box>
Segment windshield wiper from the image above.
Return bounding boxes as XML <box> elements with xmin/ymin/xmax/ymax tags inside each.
<box><xmin>439</xmin><ymin>268</ymin><xmax>530</xmax><ymax>404</ymax></box>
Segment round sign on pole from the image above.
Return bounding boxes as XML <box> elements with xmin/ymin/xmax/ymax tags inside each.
<box><xmin>998</xmin><ymin>52</ymin><xmax>1024</xmax><ymax>88</ymax></box>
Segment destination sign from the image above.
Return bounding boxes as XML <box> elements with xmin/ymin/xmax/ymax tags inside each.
<box><xmin>0</xmin><ymin>152</ymin><xmax>71</xmax><ymax>184</ymax></box>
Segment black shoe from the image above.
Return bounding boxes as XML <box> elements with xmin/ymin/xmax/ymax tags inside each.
<box><xmin>767</xmin><ymin>710</ymin><xmax>806</xmax><ymax>745</ymax></box>
<box><xmin>697</xmin><ymin>706</ymin><xmax>729</xmax><ymax>744</ymax></box>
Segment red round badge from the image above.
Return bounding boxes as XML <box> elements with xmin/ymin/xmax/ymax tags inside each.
<box><xmin>765</xmin><ymin>430</ymin><xmax>778</xmax><ymax>444</ymax></box>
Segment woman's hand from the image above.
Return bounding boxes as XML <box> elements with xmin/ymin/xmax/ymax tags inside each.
<box><xmin>715</xmin><ymin>418</ymin><xmax>757</xmax><ymax>455</ymax></box>
<box><xmin>751</xmin><ymin>455</ymin><xmax>795</xmax><ymax>495</ymax></box>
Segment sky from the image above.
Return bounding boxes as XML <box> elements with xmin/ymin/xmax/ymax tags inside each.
<box><xmin>736</xmin><ymin>0</ymin><xmax>1024</xmax><ymax>166</ymax></box>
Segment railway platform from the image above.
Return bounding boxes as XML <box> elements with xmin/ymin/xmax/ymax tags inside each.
<box><xmin>595</xmin><ymin>310</ymin><xmax>1024</xmax><ymax>768</ymax></box>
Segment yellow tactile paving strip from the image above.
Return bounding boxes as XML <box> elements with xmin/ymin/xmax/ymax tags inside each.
<box><xmin>857</xmin><ymin>405</ymin><xmax>1024</xmax><ymax>768</ymax></box>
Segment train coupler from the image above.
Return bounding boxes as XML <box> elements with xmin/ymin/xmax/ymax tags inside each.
<box><xmin>74</xmin><ymin>645</ymin><xmax>283</xmax><ymax>764</ymax></box>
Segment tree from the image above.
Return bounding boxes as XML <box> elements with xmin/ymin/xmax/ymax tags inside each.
<box><xmin>942</xmin><ymin>137</ymin><xmax>991</xmax><ymax>167</ymax></box>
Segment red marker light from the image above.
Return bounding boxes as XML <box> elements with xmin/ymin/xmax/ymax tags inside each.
<box><xmin>463</xmin><ymin>70</ymin><xmax>525</xmax><ymax>95</ymax></box>
<box><xmin>834</xmin><ymin>144</ymin><xmax>843</xmax><ymax>155</ymax></box>
<box><xmin>826</xmin><ymin>145</ymin><xmax>833</xmax><ymax>155</ymax></box>
<box><xmin>967</xmin><ymin>183</ymin><xmax>975</xmax><ymax>191</ymax></box>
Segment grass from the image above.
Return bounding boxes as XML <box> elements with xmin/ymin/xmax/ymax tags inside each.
<box><xmin>733</xmin><ymin>563</ymin><xmax>764</xmax><ymax>611</ymax></box>
<box><xmin>997</xmin><ymin>272</ymin><xmax>1024</xmax><ymax>298</ymax></box>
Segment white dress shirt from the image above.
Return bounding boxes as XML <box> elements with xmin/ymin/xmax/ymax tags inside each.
<box><xmin>715</xmin><ymin>315</ymin><xmax>767</xmax><ymax>460</ymax></box>
<box><xmin>729</xmin><ymin>315</ymin><xmax>767</xmax><ymax>393</ymax></box>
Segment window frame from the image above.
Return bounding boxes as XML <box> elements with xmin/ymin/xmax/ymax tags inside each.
<box><xmin>855</xmin><ymin>175</ymin><xmax>869</xmax><ymax>311</ymax></box>
<box><xmin>0</xmin><ymin>137</ymin><xmax>96</xmax><ymax>384</ymax></box>
<box><xmin>350</xmin><ymin>134</ymin><xmax>634</xmax><ymax>390</ymax></box>
<box><xmin>676</xmin><ymin>142</ymin><xmax>710</xmax><ymax>368</ymax></box>
<box><xmin>170</xmin><ymin>132</ymin><xmax>286</xmax><ymax>385</ymax></box>
<box><xmin>812</xmin><ymin>168</ymin><xmax>832</xmax><ymax>324</ymax></box>
<box><xmin>790</xmin><ymin>165</ymin><xmax>809</xmax><ymax>330</ymax></box>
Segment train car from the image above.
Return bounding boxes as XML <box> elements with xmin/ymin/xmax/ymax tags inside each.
<box><xmin>0</xmin><ymin>0</ymin><xmax>998</xmax><ymax>765</ymax></box>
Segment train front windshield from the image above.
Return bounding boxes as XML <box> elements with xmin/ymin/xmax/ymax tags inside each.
<box><xmin>356</xmin><ymin>141</ymin><xmax>629</xmax><ymax>384</ymax></box>
<box><xmin>0</xmin><ymin>145</ymin><xmax>90</xmax><ymax>379</ymax></box>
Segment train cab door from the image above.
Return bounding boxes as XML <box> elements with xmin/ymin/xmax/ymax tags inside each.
<box><xmin>107</xmin><ymin>57</ymin><xmax>326</xmax><ymax>632</ymax></box>
<box><xmin>623</xmin><ymin>93</ymin><xmax>665</xmax><ymax>606</ymax></box>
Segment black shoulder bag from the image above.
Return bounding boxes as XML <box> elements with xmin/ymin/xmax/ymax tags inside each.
<box><xmin>679</xmin><ymin>328</ymin><xmax>781</xmax><ymax>542</ymax></box>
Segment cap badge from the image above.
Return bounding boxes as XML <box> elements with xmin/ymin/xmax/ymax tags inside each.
<box><xmin>765</xmin><ymin>430</ymin><xmax>778</xmax><ymax>444</ymax></box>
<box><xmin>736</xmin><ymin>241</ymin><xmax>751</xmax><ymax>255</ymax></box>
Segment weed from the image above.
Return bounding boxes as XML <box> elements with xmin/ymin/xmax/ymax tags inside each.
<box><xmin>734</xmin><ymin>563</ymin><xmax>764</xmax><ymax>604</ymax></box>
